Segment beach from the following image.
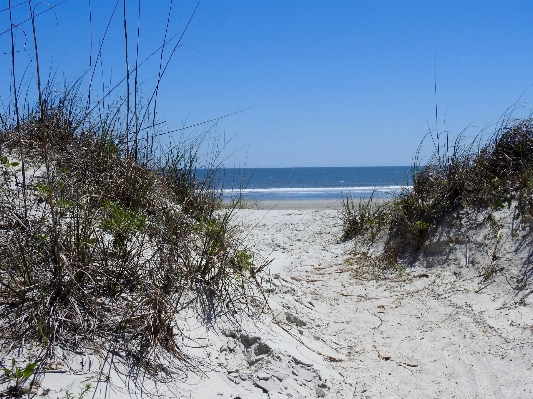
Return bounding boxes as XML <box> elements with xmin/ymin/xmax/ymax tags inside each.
<box><xmin>224</xmin><ymin>206</ymin><xmax>533</xmax><ymax>398</ymax></box>
<box><xmin>3</xmin><ymin>1</ymin><xmax>533</xmax><ymax>397</ymax></box>
<box><xmin>23</xmin><ymin>205</ymin><xmax>533</xmax><ymax>398</ymax></box>
<box><xmin>1</xmin><ymin>144</ymin><xmax>532</xmax><ymax>398</ymax></box>
<box><xmin>255</xmin><ymin>199</ymin><xmax>343</xmax><ymax>210</ymax></box>
<box><xmin>230</xmin><ymin>197</ymin><xmax>391</xmax><ymax>211</ymax></box>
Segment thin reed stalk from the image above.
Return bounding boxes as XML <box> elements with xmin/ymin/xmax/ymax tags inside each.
<box><xmin>133</xmin><ymin>0</ymin><xmax>140</xmax><ymax>160</ymax></box>
<box><xmin>123</xmin><ymin>0</ymin><xmax>130</xmax><ymax>154</ymax></box>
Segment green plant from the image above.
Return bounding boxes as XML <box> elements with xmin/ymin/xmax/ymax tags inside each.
<box><xmin>395</xmin><ymin>262</ymin><xmax>408</xmax><ymax>276</ymax></box>
<box><xmin>235</xmin><ymin>249</ymin><xmax>254</xmax><ymax>271</ymax></box>
<box><xmin>494</xmin><ymin>197</ymin><xmax>512</xmax><ymax>210</ymax></box>
<box><xmin>1</xmin><ymin>156</ymin><xmax>19</xmax><ymax>168</ymax></box>
<box><xmin>101</xmin><ymin>199</ymin><xmax>146</xmax><ymax>234</ymax></box>
<box><xmin>62</xmin><ymin>383</ymin><xmax>92</xmax><ymax>399</ymax></box>
<box><xmin>341</xmin><ymin>194</ymin><xmax>389</xmax><ymax>241</ymax></box>
<box><xmin>414</xmin><ymin>220</ymin><xmax>430</xmax><ymax>236</ymax></box>
<box><xmin>34</xmin><ymin>181</ymin><xmax>50</xmax><ymax>196</ymax></box>
<box><xmin>2</xmin><ymin>359</ymin><xmax>36</xmax><ymax>396</ymax></box>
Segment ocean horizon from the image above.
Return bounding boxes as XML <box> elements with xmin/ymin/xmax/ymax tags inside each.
<box><xmin>200</xmin><ymin>166</ymin><xmax>413</xmax><ymax>201</ymax></box>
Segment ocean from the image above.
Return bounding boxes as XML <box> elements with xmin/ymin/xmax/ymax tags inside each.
<box><xmin>203</xmin><ymin>166</ymin><xmax>413</xmax><ymax>201</ymax></box>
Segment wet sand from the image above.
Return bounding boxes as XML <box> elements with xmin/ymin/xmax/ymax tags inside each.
<box><xmin>253</xmin><ymin>197</ymin><xmax>390</xmax><ymax>210</ymax></box>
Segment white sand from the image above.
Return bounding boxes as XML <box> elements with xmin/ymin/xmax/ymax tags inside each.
<box><xmin>3</xmin><ymin>206</ymin><xmax>533</xmax><ymax>398</ymax></box>
<box><xmin>230</xmin><ymin>207</ymin><xmax>533</xmax><ymax>398</ymax></box>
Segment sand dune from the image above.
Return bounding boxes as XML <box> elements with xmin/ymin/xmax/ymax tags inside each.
<box><xmin>3</xmin><ymin>206</ymin><xmax>533</xmax><ymax>398</ymax></box>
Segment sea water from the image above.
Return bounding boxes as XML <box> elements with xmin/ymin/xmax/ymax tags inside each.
<box><xmin>201</xmin><ymin>166</ymin><xmax>413</xmax><ymax>201</ymax></box>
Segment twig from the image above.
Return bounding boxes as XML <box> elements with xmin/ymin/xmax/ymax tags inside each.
<box><xmin>368</xmin><ymin>310</ymin><xmax>384</xmax><ymax>330</ymax></box>
<box><xmin>372</xmin><ymin>345</ymin><xmax>391</xmax><ymax>361</ymax></box>
<box><xmin>475</xmin><ymin>280</ymin><xmax>495</xmax><ymax>293</ymax></box>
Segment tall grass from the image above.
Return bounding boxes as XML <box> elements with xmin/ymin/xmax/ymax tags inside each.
<box><xmin>0</xmin><ymin>0</ymin><xmax>264</xmax><ymax>393</ymax></box>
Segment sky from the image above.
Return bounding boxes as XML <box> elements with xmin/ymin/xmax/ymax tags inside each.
<box><xmin>1</xmin><ymin>0</ymin><xmax>533</xmax><ymax>167</ymax></box>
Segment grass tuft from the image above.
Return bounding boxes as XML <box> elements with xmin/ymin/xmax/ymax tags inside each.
<box><xmin>0</xmin><ymin>91</ymin><xmax>267</xmax><ymax>384</ymax></box>
<box><xmin>343</xmin><ymin>115</ymin><xmax>533</xmax><ymax>268</ymax></box>
<box><xmin>2</xmin><ymin>1</ymin><xmax>262</xmax><ymax>393</ymax></box>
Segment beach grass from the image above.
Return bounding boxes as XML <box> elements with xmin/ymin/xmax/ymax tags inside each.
<box><xmin>342</xmin><ymin>111</ymin><xmax>533</xmax><ymax>268</ymax></box>
<box><xmin>0</xmin><ymin>1</ymin><xmax>266</xmax><ymax>395</ymax></box>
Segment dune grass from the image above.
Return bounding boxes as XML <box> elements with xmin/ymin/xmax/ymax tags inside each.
<box><xmin>0</xmin><ymin>1</ymin><xmax>265</xmax><ymax>395</ymax></box>
<box><xmin>0</xmin><ymin>87</ymin><xmax>267</xmax><ymax>387</ymax></box>
<box><xmin>342</xmin><ymin>113</ymin><xmax>533</xmax><ymax>269</ymax></box>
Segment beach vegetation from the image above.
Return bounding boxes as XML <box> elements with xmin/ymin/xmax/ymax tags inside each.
<box><xmin>61</xmin><ymin>383</ymin><xmax>92</xmax><ymax>399</ymax></box>
<box><xmin>0</xmin><ymin>0</ymin><xmax>265</xmax><ymax>395</ymax></box>
<box><xmin>1</xmin><ymin>359</ymin><xmax>36</xmax><ymax>397</ymax></box>
<box><xmin>341</xmin><ymin>193</ymin><xmax>388</xmax><ymax>242</ymax></box>
<box><xmin>0</xmin><ymin>89</ymin><xmax>267</xmax><ymax>393</ymax></box>
<box><xmin>343</xmin><ymin>110</ymin><xmax>533</xmax><ymax>271</ymax></box>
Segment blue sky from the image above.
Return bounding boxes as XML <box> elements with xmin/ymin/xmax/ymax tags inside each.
<box><xmin>2</xmin><ymin>0</ymin><xmax>533</xmax><ymax>167</ymax></box>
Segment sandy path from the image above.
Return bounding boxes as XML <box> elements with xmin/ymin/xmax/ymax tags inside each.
<box><xmin>237</xmin><ymin>208</ymin><xmax>533</xmax><ymax>398</ymax></box>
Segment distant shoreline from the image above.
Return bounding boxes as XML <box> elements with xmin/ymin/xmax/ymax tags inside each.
<box><xmin>207</xmin><ymin>166</ymin><xmax>412</xmax><ymax>202</ymax></box>
<box><xmin>243</xmin><ymin>197</ymin><xmax>391</xmax><ymax>210</ymax></box>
